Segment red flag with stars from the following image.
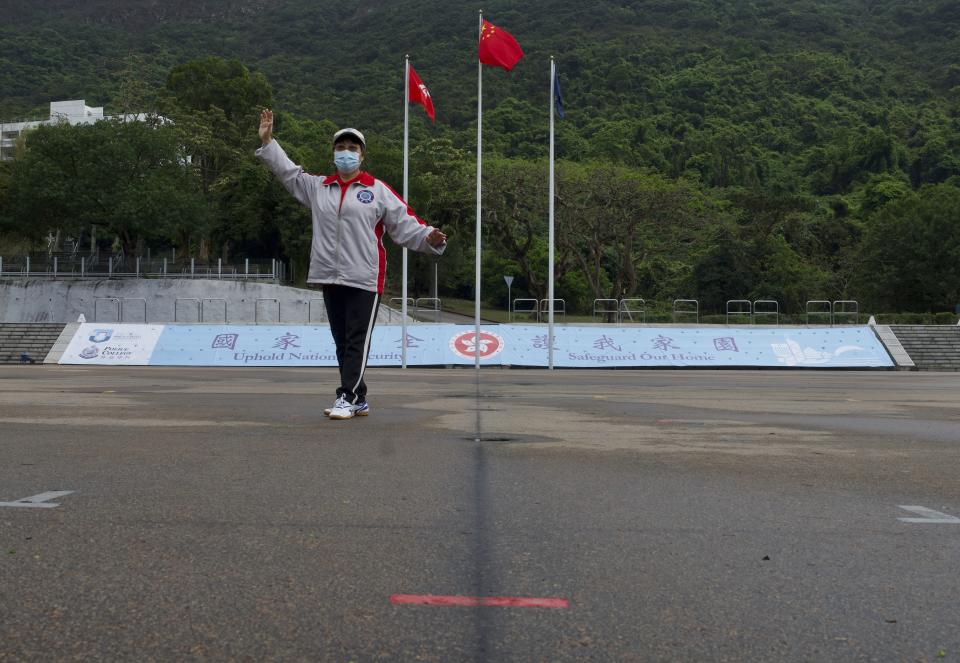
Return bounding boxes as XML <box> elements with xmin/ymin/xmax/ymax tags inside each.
<box><xmin>478</xmin><ymin>19</ymin><xmax>524</xmax><ymax>71</ymax></box>
<box><xmin>408</xmin><ymin>64</ymin><xmax>435</xmax><ymax>122</ymax></box>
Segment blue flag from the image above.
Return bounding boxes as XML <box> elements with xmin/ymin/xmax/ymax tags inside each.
<box><xmin>554</xmin><ymin>69</ymin><xmax>565</xmax><ymax>119</ymax></box>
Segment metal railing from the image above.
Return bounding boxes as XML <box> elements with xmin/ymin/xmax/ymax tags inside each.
<box><xmin>673</xmin><ymin>299</ymin><xmax>699</xmax><ymax>323</ymax></box>
<box><xmin>387</xmin><ymin>297</ymin><xmax>414</xmax><ymax>323</ymax></box>
<box><xmin>725</xmin><ymin>300</ymin><xmax>751</xmax><ymax>325</ymax></box>
<box><xmin>618</xmin><ymin>298</ymin><xmax>646</xmax><ymax>324</ymax></box>
<box><xmin>94</xmin><ymin>297</ymin><xmax>120</xmax><ymax>322</ymax></box>
<box><xmin>0</xmin><ymin>253</ymin><xmax>284</xmax><ymax>281</ymax></box>
<box><xmin>511</xmin><ymin>299</ymin><xmax>539</xmax><ymax>323</ymax></box>
<box><xmin>805</xmin><ymin>300</ymin><xmax>832</xmax><ymax>325</ymax></box>
<box><xmin>255</xmin><ymin>299</ymin><xmax>280</xmax><ymax>324</ymax></box>
<box><xmin>202</xmin><ymin>299</ymin><xmax>228</xmax><ymax>324</ymax></box>
<box><xmin>83</xmin><ymin>297</ymin><xmax>368</xmax><ymax>324</ymax></box>
<box><xmin>591</xmin><ymin>298</ymin><xmax>647</xmax><ymax>323</ymax></box>
<box><xmin>539</xmin><ymin>298</ymin><xmax>566</xmax><ymax>322</ymax></box>
<box><xmin>753</xmin><ymin>300</ymin><xmax>779</xmax><ymax>325</ymax></box>
<box><xmin>414</xmin><ymin>297</ymin><xmax>442</xmax><ymax>323</ymax></box>
<box><xmin>592</xmin><ymin>299</ymin><xmax>618</xmax><ymax>323</ymax></box>
<box><xmin>804</xmin><ymin>300</ymin><xmax>860</xmax><ymax>326</ymax></box>
<box><xmin>93</xmin><ymin>297</ymin><xmax>148</xmax><ymax>322</ymax></box>
<box><xmin>832</xmin><ymin>300</ymin><xmax>859</xmax><ymax>325</ymax></box>
<box><xmin>174</xmin><ymin>298</ymin><xmax>201</xmax><ymax>323</ymax></box>
<box><xmin>122</xmin><ymin>298</ymin><xmax>148</xmax><ymax>323</ymax></box>
<box><xmin>75</xmin><ymin>293</ymin><xmax>865</xmax><ymax>326</ymax></box>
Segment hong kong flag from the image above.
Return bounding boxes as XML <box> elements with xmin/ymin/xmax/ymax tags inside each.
<box><xmin>408</xmin><ymin>64</ymin><xmax>435</xmax><ymax>122</ymax></box>
<box><xmin>478</xmin><ymin>19</ymin><xmax>524</xmax><ymax>71</ymax></box>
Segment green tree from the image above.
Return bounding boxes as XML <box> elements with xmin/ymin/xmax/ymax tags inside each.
<box><xmin>855</xmin><ymin>184</ymin><xmax>960</xmax><ymax>312</ymax></box>
<box><xmin>159</xmin><ymin>57</ymin><xmax>274</xmax><ymax>260</ymax></box>
<box><xmin>555</xmin><ymin>161</ymin><xmax>706</xmax><ymax>306</ymax></box>
<box><xmin>160</xmin><ymin>57</ymin><xmax>273</xmax><ymax>196</ymax></box>
<box><xmin>4</xmin><ymin>119</ymin><xmax>208</xmax><ymax>255</ymax></box>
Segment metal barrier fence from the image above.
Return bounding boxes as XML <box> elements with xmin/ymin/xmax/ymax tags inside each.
<box><xmin>832</xmin><ymin>300</ymin><xmax>859</xmax><ymax>325</ymax></box>
<box><xmin>753</xmin><ymin>300</ymin><xmax>779</xmax><ymax>325</ymax></box>
<box><xmin>85</xmin><ymin>296</ymin><xmax>423</xmax><ymax>324</ymax></box>
<box><xmin>804</xmin><ymin>300</ymin><xmax>860</xmax><ymax>326</ymax></box>
<box><xmin>591</xmin><ymin>299</ymin><xmax>646</xmax><ymax>323</ymax></box>
<box><xmin>387</xmin><ymin>298</ymin><xmax>414</xmax><ymax>323</ymax></box>
<box><xmin>583</xmin><ymin>298</ymin><xmax>861</xmax><ymax>326</ymax></box>
<box><xmin>539</xmin><ymin>299</ymin><xmax>566</xmax><ymax>322</ymax></box>
<box><xmin>174</xmin><ymin>298</ymin><xmax>200</xmax><ymax>322</ymax></box>
<box><xmin>414</xmin><ymin>298</ymin><xmax>442</xmax><ymax>324</ymax></box>
<box><xmin>122</xmin><ymin>298</ymin><xmax>147</xmax><ymax>323</ymax></box>
<box><xmin>93</xmin><ymin>297</ymin><xmax>147</xmax><ymax>323</ymax></box>
<box><xmin>725</xmin><ymin>299</ymin><xmax>751</xmax><ymax>325</ymax></box>
<box><xmin>0</xmin><ymin>253</ymin><xmax>284</xmax><ymax>281</ymax></box>
<box><xmin>202</xmin><ymin>299</ymin><xmax>227</xmax><ymax>324</ymax></box>
<box><xmin>592</xmin><ymin>299</ymin><xmax>618</xmax><ymax>323</ymax></box>
<box><xmin>805</xmin><ymin>300</ymin><xmax>832</xmax><ymax>325</ymax></box>
<box><xmin>619</xmin><ymin>298</ymin><xmax>645</xmax><ymax>323</ymax></box>
<box><xmin>255</xmin><ymin>299</ymin><xmax>280</xmax><ymax>324</ymax></box>
<box><xmin>94</xmin><ymin>297</ymin><xmax>120</xmax><ymax>322</ymax></box>
<box><xmin>82</xmin><ymin>294</ymin><xmax>862</xmax><ymax>326</ymax></box>
<box><xmin>383</xmin><ymin>297</ymin><xmax>444</xmax><ymax>323</ymax></box>
<box><xmin>511</xmin><ymin>299</ymin><xmax>539</xmax><ymax>323</ymax></box>
<box><xmin>673</xmin><ymin>299</ymin><xmax>699</xmax><ymax>323</ymax></box>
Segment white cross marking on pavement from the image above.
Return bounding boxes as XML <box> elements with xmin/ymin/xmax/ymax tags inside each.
<box><xmin>897</xmin><ymin>505</ymin><xmax>960</xmax><ymax>524</ymax></box>
<box><xmin>0</xmin><ymin>491</ymin><xmax>75</xmax><ymax>509</ymax></box>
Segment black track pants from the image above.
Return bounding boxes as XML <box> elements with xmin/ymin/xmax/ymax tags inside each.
<box><xmin>322</xmin><ymin>284</ymin><xmax>380</xmax><ymax>404</ymax></box>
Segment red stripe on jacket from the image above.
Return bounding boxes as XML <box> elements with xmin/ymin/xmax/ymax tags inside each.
<box><xmin>375</xmin><ymin>219</ymin><xmax>387</xmax><ymax>294</ymax></box>
<box><xmin>379</xmin><ymin>180</ymin><xmax>429</xmax><ymax>226</ymax></box>
<box><xmin>320</xmin><ymin>172</ymin><xmax>406</xmax><ymax>295</ymax></box>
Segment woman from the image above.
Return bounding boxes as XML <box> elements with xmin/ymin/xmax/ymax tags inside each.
<box><xmin>256</xmin><ymin>109</ymin><xmax>447</xmax><ymax>420</ymax></box>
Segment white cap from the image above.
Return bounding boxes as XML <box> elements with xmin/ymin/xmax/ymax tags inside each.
<box><xmin>333</xmin><ymin>128</ymin><xmax>365</xmax><ymax>148</ymax></box>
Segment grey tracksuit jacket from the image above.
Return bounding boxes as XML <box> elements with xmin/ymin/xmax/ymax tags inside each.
<box><xmin>256</xmin><ymin>139</ymin><xmax>445</xmax><ymax>293</ymax></box>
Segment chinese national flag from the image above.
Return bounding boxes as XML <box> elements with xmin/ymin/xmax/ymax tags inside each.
<box><xmin>478</xmin><ymin>19</ymin><xmax>524</xmax><ymax>71</ymax></box>
<box><xmin>408</xmin><ymin>64</ymin><xmax>435</xmax><ymax>122</ymax></box>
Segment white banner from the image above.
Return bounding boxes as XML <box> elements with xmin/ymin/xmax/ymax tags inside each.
<box><xmin>60</xmin><ymin>324</ymin><xmax>164</xmax><ymax>365</ymax></box>
<box><xmin>58</xmin><ymin>324</ymin><xmax>894</xmax><ymax>369</ymax></box>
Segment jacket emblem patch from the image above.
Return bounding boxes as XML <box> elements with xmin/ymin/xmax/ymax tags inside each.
<box><xmin>357</xmin><ymin>190</ymin><xmax>375</xmax><ymax>204</ymax></box>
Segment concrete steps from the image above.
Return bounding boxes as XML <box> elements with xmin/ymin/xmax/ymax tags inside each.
<box><xmin>0</xmin><ymin>323</ymin><xmax>67</xmax><ymax>364</ymax></box>
<box><xmin>889</xmin><ymin>325</ymin><xmax>960</xmax><ymax>371</ymax></box>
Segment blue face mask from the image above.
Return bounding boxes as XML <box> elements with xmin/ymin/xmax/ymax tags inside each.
<box><xmin>334</xmin><ymin>150</ymin><xmax>361</xmax><ymax>172</ymax></box>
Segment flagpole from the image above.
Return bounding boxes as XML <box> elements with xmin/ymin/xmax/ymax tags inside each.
<box><xmin>402</xmin><ymin>55</ymin><xmax>410</xmax><ymax>369</ymax></box>
<box><xmin>548</xmin><ymin>56</ymin><xmax>556</xmax><ymax>370</ymax></box>
<box><xmin>474</xmin><ymin>9</ymin><xmax>483</xmax><ymax>370</ymax></box>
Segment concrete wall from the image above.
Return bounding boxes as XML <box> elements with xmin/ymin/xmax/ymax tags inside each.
<box><xmin>0</xmin><ymin>278</ymin><xmax>405</xmax><ymax>324</ymax></box>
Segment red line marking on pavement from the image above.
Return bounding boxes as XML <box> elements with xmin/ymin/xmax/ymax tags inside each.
<box><xmin>390</xmin><ymin>594</ymin><xmax>569</xmax><ymax>608</ymax></box>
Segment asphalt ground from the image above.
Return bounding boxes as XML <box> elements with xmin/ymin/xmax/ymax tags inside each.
<box><xmin>1</xmin><ymin>366</ymin><xmax>959</xmax><ymax>662</ymax></box>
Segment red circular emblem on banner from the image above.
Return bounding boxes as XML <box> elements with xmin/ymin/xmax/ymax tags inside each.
<box><xmin>450</xmin><ymin>330</ymin><xmax>504</xmax><ymax>360</ymax></box>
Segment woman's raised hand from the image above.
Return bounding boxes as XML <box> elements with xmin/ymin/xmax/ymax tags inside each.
<box><xmin>259</xmin><ymin>109</ymin><xmax>273</xmax><ymax>145</ymax></box>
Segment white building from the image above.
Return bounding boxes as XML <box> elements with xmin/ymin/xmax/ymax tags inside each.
<box><xmin>0</xmin><ymin>100</ymin><xmax>149</xmax><ymax>161</ymax></box>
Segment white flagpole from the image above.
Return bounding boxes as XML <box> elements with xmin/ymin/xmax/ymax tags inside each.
<box><xmin>474</xmin><ymin>10</ymin><xmax>483</xmax><ymax>369</ymax></box>
<box><xmin>548</xmin><ymin>57</ymin><xmax>556</xmax><ymax>370</ymax></box>
<box><xmin>402</xmin><ymin>55</ymin><xmax>410</xmax><ymax>369</ymax></box>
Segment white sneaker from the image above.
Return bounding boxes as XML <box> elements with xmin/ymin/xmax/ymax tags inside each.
<box><xmin>324</xmin><ymin>398</ymin><xmax>338</xmax><ymax>417</ymax></box>
<box><xmin>328</xmin><ymin>397</ymin><xmax>369</xmax><ymax>420</ymax></box>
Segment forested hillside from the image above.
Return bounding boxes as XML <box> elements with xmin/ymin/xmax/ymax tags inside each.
<box><xmin>1</xmin><ymin>0</ymin><xmax>958</xmax><ymax>316</ymax></box>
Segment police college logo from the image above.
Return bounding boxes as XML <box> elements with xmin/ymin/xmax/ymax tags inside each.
<box><xmin>79</xmin><ymin>345</ymin><xmax>100</xmax><ymax>359</ymax></box>
<box><xmin>89</xmin><ymin>329</ymin><xmax>113</xmax><ymax>343</ymax></box>
<box><xmin>357</xmin><ymin>190</ymin><xmax>375</xmax><ymax>204</ymax></box>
